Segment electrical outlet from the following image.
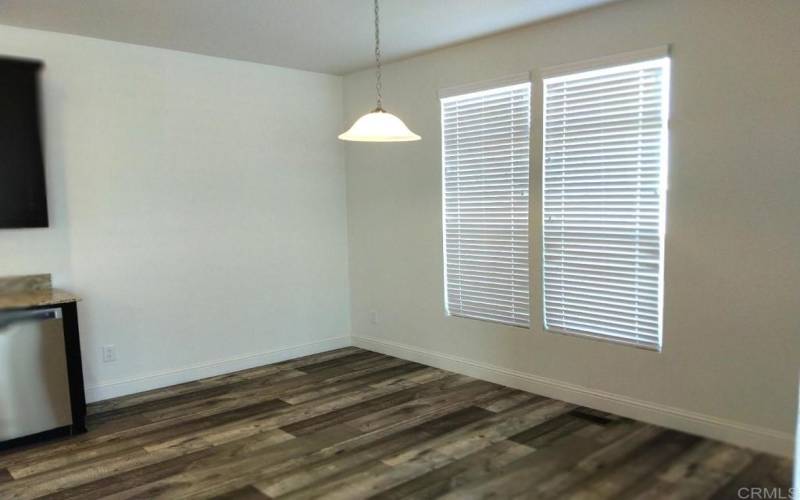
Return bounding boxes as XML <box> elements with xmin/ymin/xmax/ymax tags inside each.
<box><xmin>102</xmin><ymin>344</ymin><xmax>117</xmax><ymax>363</ymax></box>
<box><xmin>370</xmin><ymin>311</ymin><xmax>379</xmax><ymax>325</ymax></box>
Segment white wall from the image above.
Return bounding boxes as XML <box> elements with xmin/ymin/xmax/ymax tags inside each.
<box><xmin>344</xmin><ymin>0</ymin><xmax>800</xmax><ymax>455</ymax></box>
<box><xmin>0</xmin><ymin>25</ymin><xmax>351</xmax><ymax>401</ymax></box>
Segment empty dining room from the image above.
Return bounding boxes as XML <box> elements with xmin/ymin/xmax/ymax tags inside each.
<box><xmin>0</xmin><ymin>0</ymin><xmax>798</xmax><ymax>498</ymax></box>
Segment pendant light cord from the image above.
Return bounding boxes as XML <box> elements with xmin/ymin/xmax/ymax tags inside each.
<box><xmin>374</xmin><ymin>0</ymin><xmax>383</xmax><ymax>110</ymax></box>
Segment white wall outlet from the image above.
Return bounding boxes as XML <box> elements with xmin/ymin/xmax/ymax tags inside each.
<box><xmin>102</xmin><ymin>344</ymin><xmax>117</xmax><ymax>363</ymax></box>
<box><xmin>369</xmin><ymin>311</ymin><xmax>379</xmax><ymax>325</ymax></box>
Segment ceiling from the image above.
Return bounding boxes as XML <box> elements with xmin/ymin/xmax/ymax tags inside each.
<box><xmin>0</xmin><ymin>0</ymin><xmax>619</xmax><ymax>75</ymax></box>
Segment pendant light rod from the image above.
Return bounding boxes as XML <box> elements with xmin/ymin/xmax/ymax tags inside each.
<box><xmin>374</xmin><ymin>0</ymin><xmax>383</xmax><ymax>110</ymax></box>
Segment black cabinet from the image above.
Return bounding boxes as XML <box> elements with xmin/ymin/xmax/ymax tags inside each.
<box><xmin>0</xmin><ymin>57</ymin><xmax>48</xmax><ymax>228</ymax></box>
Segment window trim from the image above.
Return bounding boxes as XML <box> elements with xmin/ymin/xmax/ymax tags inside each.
<box><xmin>439</xmin><ymin>72</ymin><xmax>531</xmax><ymax>100</ymax></box>
<box><xmin>539</xmin><ymin>46</ymin><xmax>670</xmax><ymax>80</ymax></box>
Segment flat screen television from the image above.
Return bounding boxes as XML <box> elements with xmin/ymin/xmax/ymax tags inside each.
<box><xmin>0</xmin><ymin>57</ymin><xmax>48</xmax><ymax>228</ymax></box>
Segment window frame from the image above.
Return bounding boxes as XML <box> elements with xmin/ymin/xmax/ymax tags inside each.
<box><xmin>538</xmin><ymin>47</ymin><xmax>671</xmax><ymax>351</ymax></box>
<box><xmin>440</xmin><ymin>74</ymin><xmax>533</xmax><ymax>329</ymax></box>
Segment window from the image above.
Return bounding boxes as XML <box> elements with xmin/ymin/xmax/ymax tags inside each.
<box><xmin>441</xmin><ymin>79</ymin><xmax>531</xmax><ymax>328</ymax></box>
<box><xmin>542</xmin><ymin>53</ymin><xmax>670</xmax><ymax>350</ymax></box>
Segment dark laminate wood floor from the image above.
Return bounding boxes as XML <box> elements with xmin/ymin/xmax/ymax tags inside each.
<box><xmin>0</xmin><ymin>347</ymin><xmax>791</xmax><ymax>499</ymax></box>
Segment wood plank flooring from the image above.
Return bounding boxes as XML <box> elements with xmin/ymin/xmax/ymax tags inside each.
<box><xmin>0</xmin><ymin>347</ymin><xmax>791</xmax><ymax>499</ymax></box>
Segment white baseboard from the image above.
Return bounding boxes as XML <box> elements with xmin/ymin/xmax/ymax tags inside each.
<box><xmin>353</xmin><ymin>335</ymin><xmax>794</xmax><ymax>458</ymax></box>
<box><xmin>85</xmin><ymin>336</ymin><xmax>351</xmax><ymax>403</ymax></box>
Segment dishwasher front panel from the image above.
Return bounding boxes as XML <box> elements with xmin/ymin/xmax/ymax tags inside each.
<box><xmin>0</xmin><ymin>309</ymin><xmax>73</xmax><ymax>442</ymax></box>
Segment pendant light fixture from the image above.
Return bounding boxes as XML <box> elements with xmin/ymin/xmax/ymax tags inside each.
<box><xmin>339</xmin><ymin>0</ymin><xmax>420</xmax><ymax>142</ymax></box>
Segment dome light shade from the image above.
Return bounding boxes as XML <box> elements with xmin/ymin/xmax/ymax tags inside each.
<box><xmin>339</xmin><ymin>108</ymin><xmax>421</xmax><ymax>142</ymax></box>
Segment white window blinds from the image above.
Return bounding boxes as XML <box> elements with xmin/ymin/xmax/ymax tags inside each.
<box><xmin>542</xmin><ymin>57</ymin><xmax>669</xmax><ymax>350</ymax></box>
<box><xmin>442</xmin><ymin>81</ymin><xmax>531</xmax><ymax>328</ymax></box>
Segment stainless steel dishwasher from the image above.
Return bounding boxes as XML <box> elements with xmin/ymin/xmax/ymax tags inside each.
<box><xmin>0</xmin><ymin>308</ymin><xmax>73</xmax><ymax>442</ymax></box>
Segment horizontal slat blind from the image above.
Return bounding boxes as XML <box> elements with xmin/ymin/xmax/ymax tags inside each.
<box><xmin>543</xmin><ymin>58</ymin><xmax>669</xmax><ymax>349</ymax></box>
<box><xmin>442</xmin><ymin>82</ymin><xmax>531</xmax><ymax>327</ymax></box>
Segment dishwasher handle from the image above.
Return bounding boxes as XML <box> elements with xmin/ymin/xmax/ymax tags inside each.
<box><xmin>0</xmin><ymin>307</ymin><xmax>62</xmax><ymax>329</ymax></box>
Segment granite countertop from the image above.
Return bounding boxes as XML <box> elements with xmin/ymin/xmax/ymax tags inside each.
<box><xmin>0</xmin><ymin>274</ymin><xmax>81</xmax><ymax>310</ymax></box>
<box><xmin>0</xmin><ymin>288</ymin><xmax>81</xmax><ymax>310</ymax></box>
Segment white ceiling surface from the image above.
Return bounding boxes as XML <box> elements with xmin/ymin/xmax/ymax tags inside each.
<box><xmin>0</xmin><ymin>0</ymin><xmax>619</xmax><ymax>75</ymax></box>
